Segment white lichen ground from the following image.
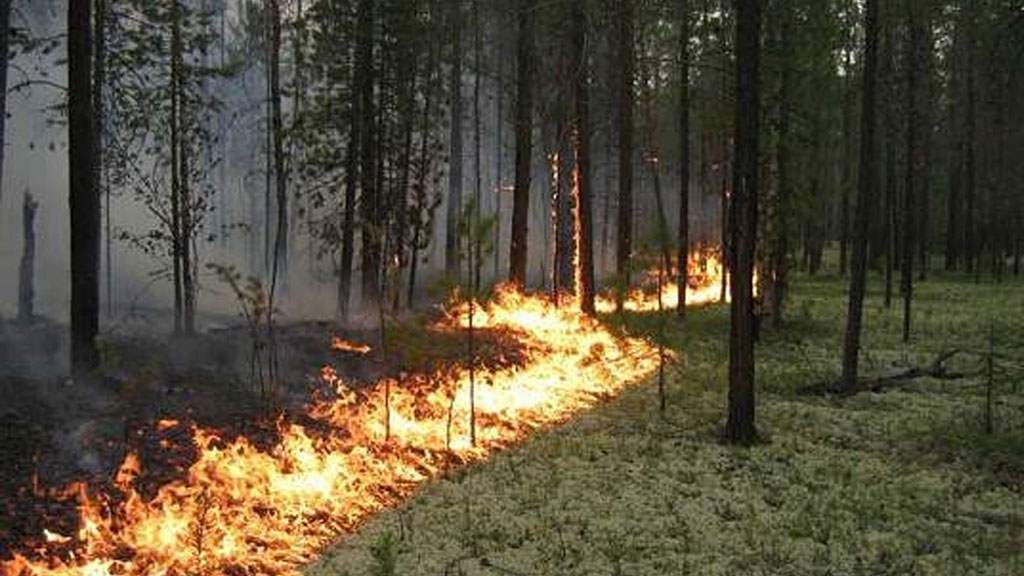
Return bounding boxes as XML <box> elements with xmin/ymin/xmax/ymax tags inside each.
<box><xmin>308</xmin><ymin>272</ymin><xmax>1024</xmax><ymax>576</ymax></box>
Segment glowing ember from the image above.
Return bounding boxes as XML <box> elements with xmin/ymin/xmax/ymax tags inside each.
<box><xmin>2</xmin><ymin>288</ymin><xmax>661</xmax><ymax>576</ymax></box>
<box><xmin>330</xmin><ymin>337</ymin><xmax>372</xmax><ymax>355</ymax></box>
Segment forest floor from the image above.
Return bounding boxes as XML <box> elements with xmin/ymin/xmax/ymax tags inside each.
<box><xmin>308</xmin><ymin>271</ymin><xmax>1024</xmax><ymax>576</ymax></box>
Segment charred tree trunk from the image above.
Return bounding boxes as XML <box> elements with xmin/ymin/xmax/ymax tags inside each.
<box><xmin>725</xmin><ymin>0</ymin><xmax>761</xmax><ymax>446</ymax></box>
<box><xmin>170</xmin><ymin>0</ymin><xmax>184</xmax><ymax>334</ymax></box>
<box><xmin>95</xmin><ymin>0</ymin><xmax>110</xmax><ymax>317</ymax></box>
<box><xmin>572</xmin><ymin>0</ymin><xmax>595</xmax><ymax>315</ymax></box>
<box><xmin>677</xmin><ymin>0</ymin><xmax>691</xmax><ymax>319</ymax></box>
<box><xmin>446</xmin><ymin>3</ymin><xmax>464</xmax><ymax>277</ymax></box>
<box><xmin>509</xmin><ymin>0</ymin><xmax>535</xmax><ymax>288</ymax></box>
<box><xmin>356</xmin><ymin>0</ymin><xmax>379</xmax><ymax>306</ymax></box>
<box><xmin>69</xmin><ymin>0</ymin><xmax>100</xmax><ymax>373</ymax></box>
<box><xmin>338</xmin><ymin>34</ymin><xmax>361</xmax><ymax>321</ymax></box>
<box><xmin>0</xmin><ymin>0</ymin><xmax>10</xmax><ymax>237</ymax></box>
<box><xmin>842</xmin><ymin>0</ymin><xmax>879</xmax><ymax>393</ymax></box>
<box><xmin>18</xmin><ymin>192</ymin><xmax>37</xmax><ymax>324</ymax></box>
<box><xmin>614</xmin><ymin>0</ymin><xmax>635</xmax><ymax>309</ymax></box>
<box><xmin>269</xmin><ymin>0</ymin><xmax>288</xmax><ymax>294</ymax></box>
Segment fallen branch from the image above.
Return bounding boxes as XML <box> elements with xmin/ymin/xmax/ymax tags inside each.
<box><xmin>800</xmin><ymin>349</ymin><xmax>973</xmax><ymax>396</ymax></box>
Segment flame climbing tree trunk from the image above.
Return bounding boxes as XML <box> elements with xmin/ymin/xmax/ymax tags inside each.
<box><xmin>677</xmin><ymin>0</ymin><xmax>691</xmax><ymax>320</ymax></box>
<box><xmin>509</xmin><ymin>0</ymin><xmax>534</xmax><ymax>288</ymax></box>
<box><xmin>615</xmin><ymin>0</ymin><xmax>635</xmax><ymax>309</ymax></box>
<box><xmin>842</xmin><ymin>0</ymin><xmax>879</xmax><ymax>393</ymax></box>
<box><xmin>725</xmin><ymin>0</ymin><xmax>762</xmax><ymax>446</ymax></box>
<box><xmin>572</xmin><ymin>0</ymin><xmax>594</xmax><ymax>315</ymax></box>
<box><xmin>69</xmin><ymin>0</ymin><xmax>100</xmax><ymax>373</ymax></box>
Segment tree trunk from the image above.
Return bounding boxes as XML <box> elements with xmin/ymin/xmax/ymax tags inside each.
<box><xmin>446</xmin><ymin>3</ymin><xmax>464</xmax><ymax>277</ymax></box>
<box><xmin>0</xmin><ymin>0</ymin><xmax>10</xmax><ymax>239</ymax></box>
<box><xmin>170</xmin><ymin>0</ymin><xmax>183</xmax><ymax>334</ymax></box>
<box><xmin>269</xmin><ymin>0</ymin><xmax>288</xmax><ymax>295</ymax></box>
<box><xmin>772</xmin><ymin>1</ymin><xmax>794</xmax><ymax>328</ymax></box>
<box><xmin>964</xmin><ymin>64</ymin><xmax>976</xmax><ymax>274</ymax></box>
<box><xmin>69</xmin><ymin>0</ymin><xmax>100</xmax><ymax>373</ymax></box>
<box><xmin>725</xmin><ymin>0</ymin><xmax>762</xmax><ymax>446</ymax></box>
<box><xmin>18</xmin><ymin>192</ymin><xmax>37</xmax><ymax>324</ymax></box>
<box><xmin>95</xmin><ymin>0</ymin><xmax>109</xmax><ymax>318</ymax></box>
<box><xmin>494</xmin><ymin>25</ymin><xmax>503</xmax><ymax>280</ymax></box>
<box><xmin>572</xmin><ymin>0</ymin><xmax>595</xmax><ymax>315</ymax></box>
<box><xmin>614</xmin><ymin>0</ymin><xmax>635</xmax><ymax>308</ymax></box>
<box><xmin>338</xmin><ymin>30</ymin><xmax>361</xmax><ymax>321</ymax></box>
<box><xmin>902</xmin><ymin>3</ymin><xmax>919</xmax><ymax>344</ymax></box>
<box><xmin>839</xmin><ymin>51</ymin><xmax>853</xmax><ymax>277</ymax></box>
<box><xmin>677</xmin><ymin>0</ymin><xmax>690</xmax><ymax>320</ymax></box>
<box><xmin>509</xmin><ymin>0</ymin><xmax>535</xmax><ymax>288</ymax></box>
<box><xmin>356</xmin><ymin>0</ymin><xmax>379</xmax><ymax>306</ymax></box>
<box><xmin>842</xmin><ymin>0</ymin><xmax>879</xmax><ymax>393</ymax></box>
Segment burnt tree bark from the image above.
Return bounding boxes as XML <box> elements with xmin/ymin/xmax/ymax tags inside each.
<box><xmin>842</xmin><ymin>0</ymin><xmax>880</xmax><ymax>393</ymax></box>
<box><xmin>69</xmin><ymin>0</ymin><xmax>100</xmax><ymax>373</ymax></box>
<box><xmin>725</xmin><ymin>0</ymin><xmax>762</xmax><ymax>446</ymax></box>
<box><xmin>615</xmin><ymin>0</ymin><xmax>635</xmax><ymax>309</ymax></box>
<box><xmin>572</xmin><ymin>0</ymin><xmax>594</xmax><ymax>315</ymax></box>
<box><xmin>18</xmin><ymin>192</ymin><xmax>37</xmax><ymax>324</ymax></box>
<box><xmin>509</xmin><ymin>0</ymin><xmax>535</xmax><ymax>288</ymax></box>
<box><xmin>356</xmin><ymin>0</ymin><xmax>379</xmax><ymax>306</ymax></box>
<box><xmin>676</xmin><ymin>0</ymin><xmax>691</xmax><ymax>319</ymax></box>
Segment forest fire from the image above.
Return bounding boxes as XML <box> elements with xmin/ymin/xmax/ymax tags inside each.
<box><xmin>1</xmin><ymin>288</ymin><xmax>661</xmax><ymax>576</ymax></box>
<box><xmin>595</xmin><ymin>250</ymin><xmax>728</xmax><ymax>313</ymax></box>
<box><xmin>329</xmin><ymin>338</ymin><xmax>372</xmax><ymax>355</ymax></box>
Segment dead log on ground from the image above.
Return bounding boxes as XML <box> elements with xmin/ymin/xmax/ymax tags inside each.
<box><xmin>800</xmin><ymin>349</ymin><xmax>972</xmax><ymax>396</ymax></box>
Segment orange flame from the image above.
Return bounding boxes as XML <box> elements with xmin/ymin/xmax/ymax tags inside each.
<box><xmin>330</xmin><ymin>337</ymin><xmax>372</xmax><ymax>355</ymax></box>
<box><xmin>2</xmin><ymin>287</ymin><xmax>661</xmax><ymax>576</ymax></box>
<box><xmin>596</xmin><ymin>249</ymin><xmax>729</xmax><ymax>313</ymax></box>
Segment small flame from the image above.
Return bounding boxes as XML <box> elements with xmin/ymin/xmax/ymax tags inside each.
<box><xmin>331</xmin><ymin>337</ymin><xmax>372</xmax><ymax>355</ymax></box>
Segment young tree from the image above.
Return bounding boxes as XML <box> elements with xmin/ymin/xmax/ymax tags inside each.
<box><xmin>725</xmin><ymin>0</ymin><xmax>762</xmax><ymax>445</ymax></box>
<box><xmin>69</xmin><ymin>0</ymin><xmax>100</xmax><ymax>373</ymax></box>
<box><xmin>841</xmin><ymin>0</ymin><xmax>879</xmax><ymax>393</ymax></box>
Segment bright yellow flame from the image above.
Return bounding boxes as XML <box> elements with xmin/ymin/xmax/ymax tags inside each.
<box><xmin>3</xmin><ymin>288</ymin><xmax>661</xmax><ymax>576</ymax></box>
<box><xmin>330</xmin><ymin>337</ymin><xmax>372</xmax><ymax>355</ymax></box>
<box><xmin>596</xmin><ymin>249</ymin><xmax>729</xmax><ymax>313</ymax></box>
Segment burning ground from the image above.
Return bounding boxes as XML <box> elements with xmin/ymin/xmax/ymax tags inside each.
<box><xmin>0</xmin><ymin>283</ymin><xmax>687</xmax><ymax>576</ymax></box>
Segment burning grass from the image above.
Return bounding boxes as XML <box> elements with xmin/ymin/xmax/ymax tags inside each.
<box><xmin>1</xmin><ymin>287</ymin><xmax>662</xmax><ymax>576</ymax></box>
<box><xmin>309</xmin><ymin>270</ymin><xmax>1024</xmax><ymax>576</ymax></box>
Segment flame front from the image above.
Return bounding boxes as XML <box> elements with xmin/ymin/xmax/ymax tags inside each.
<box><xmin>2</xmin><ymin>287</ymin><xmax>663</xmax><ymax>576</ymax></box>
<box><xmin>596</xmin><ymin>249</ymin><xmax>728</xmax><ymax>313</ymax></box>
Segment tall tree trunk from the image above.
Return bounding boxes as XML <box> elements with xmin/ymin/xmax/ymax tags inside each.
<box><xmin>572</xmin><ymin>0</ymin><xmax>595</xmax><ymax>315</ymax></box>
<box><xmin>677</xmin><ymin>0</ymin><xmax>691</xmax><ymax>319</ymax></box>
<box><xmin>839</xmin><ymin>51</ymin><xmax>853</xmax><ymax>277</ymax></box>
<box><xmin>494</xmin><ymin>23</ymin><xmax>503</xmax><ymax>280</ymax></box>
<box><xmin>446</xmin><ymin>3</ymin><xmax>464</xmax><ymax>277</ymax></box>
<box><xmin>69</xmin><ymin>0</ymin><xmax>100</xmax><ymax>373</ymax></box>
<box><xmin>356</xmin><ymin>0</ymin><xmax>379</xmax><ymax>306</ymax></box>
<box><xmin>509</xmin><ymin>0</ymin><xmax>535</xmax><ymax>288</ymax></box>
<box><xmin>772</xmin><ymin>1</ymin><xmax>794</xmax><ymax>328</ymax></box>
<box><xmin>901</xmin><ymin>3</ymin><xmax>919</xmax><ymax>344</ymax></box>
<box><xmin>842</xmin><ymin>0</ymin><xmax>879</xmax><ymax>393</ymax></box>
<box><xmin>0</xmin><ymin>0</ymin><xmax>10</xmax><ymax>238</ymax></box>
<box><xmin>472</xmin><ymin>0</ymin><xmax>482</xmax><ymax>294</ymax></box>
<box><xmin>170</xmin><ymin>0</ymin><xmax>184</xmax><ymax>334</ymax></box>
<box><xmin>964</xmin><ymin>64</ymin><xmax>977</xmax><ymax>274</ymax></box>
<box><xmin>614</xmin><ymin>0</ymin><xmax>635</xmax><ymax>309</ymax></box>
<box><xmin>269</xmin><ymin>0</ymin><xmax>288</xmax><ymax>295</ymax></box>
<box><xmin>95</xmin><ymin>0</ymin><xmax>110</xmax><ymax>317</ymax></box>
<box><xmin>338</xmin><ymin>29</ymin><xmax>361</xmax><ymax>321</ymax></box>
<box><xmin>18</xmin><ymin>192</ymin><xmax>37</xmax><ymax>324</ymax></box>
<box><xmin>725</xmin><ymin>0</ymin><xmax>762</xmax><ymax>446</ymax></box>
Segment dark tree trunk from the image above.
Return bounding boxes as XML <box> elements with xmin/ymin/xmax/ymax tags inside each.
<box><xmin>725</xmin><ymin>0</ymin><xmax>762</xmax><ymax>446</ymax></box>
<box><xmin>95</xmin><ymin>0</ymin><xmax>109</xmax><ymax>317</ymax></box>
<box><xmin>902</xmin><ymin>4</ymin><xmax>920</xmax><ymax>344</ymax></box>
<box><xmin>839</xmin><ymin>51</ymin><xmax>853</xmax><ymax>277</ymax></box>
<box><xmin>772</xmin><ymin>1</ymin><xmax>794</xmax><ymax>328</ymax></box>
<box><xmin>446</xmin><ymin>3</ymin><xmax>464</xmax><ymax>277</ymax></box>
<box><xmin>170</xmin><ymin>0</ymin><xmax>183</xmax><ymax>334</ymax></box>
<box><xmin>615</xmin><ymin>0</ymin><xmax>635</xmax><ymax>308</ymax></box>
<box><xmin>269</xmin><ymin>0</ymin><xmax>288</xmax><ymax>293</ymax></box>
<box><xmin>18</xmin><ymin>192</ymin><xmax>37</xmax><ymax>324</ymax></box>
<box><xmin>677</xmin><ymin>0</ymin><xmax>691</xmax><ymax>319</ymax></box>
<box><xmin>509</xmin><ymin>0</ymin><xmax>535</xmax><ymax>288</ymax></box>
<box><xmin>69</xmin><ymin>0</ymin><xmax>100</xmax><ymax>373</ymax></box>
<box><xmin>338</xmin><ymin>29</ymin><xmax>361</xmax><ymax>321</ymax></box>
<box><xmin>553</xmin><ymin>120</ymin><xmax>575</xmax><ymax>295</ymax></box>
<box><xmin>572</xmin><ymin>0</ymin><xmax>595</xmax><ymax>315</ymax></box>
<box><xmin>842</xmin><ymin>0</ymin><xmax>879</xmax><ymax>393</ymax></box>
<box><xmin>0</xmin><ymin>0</ymin><xmax>10</xmax><ymax>237</ymax></box>
<box><xmin>946</xmin><ymin>137</ymin><xmax>962</xmax><ymax>271</ymax></box>
<box><xmin>964</xmin><ymin>65</ymin><xmax>976</xmax><ymax>274</ymax></box>
<box><xmin>356</xmin><ymin>0</ymin><xmax>379</xmax><ymax>306</ymax></box>
<box><xmin>494</xmin><ymin>25</ymin><xmax>504</xmax><ymax>280</ymax></box>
